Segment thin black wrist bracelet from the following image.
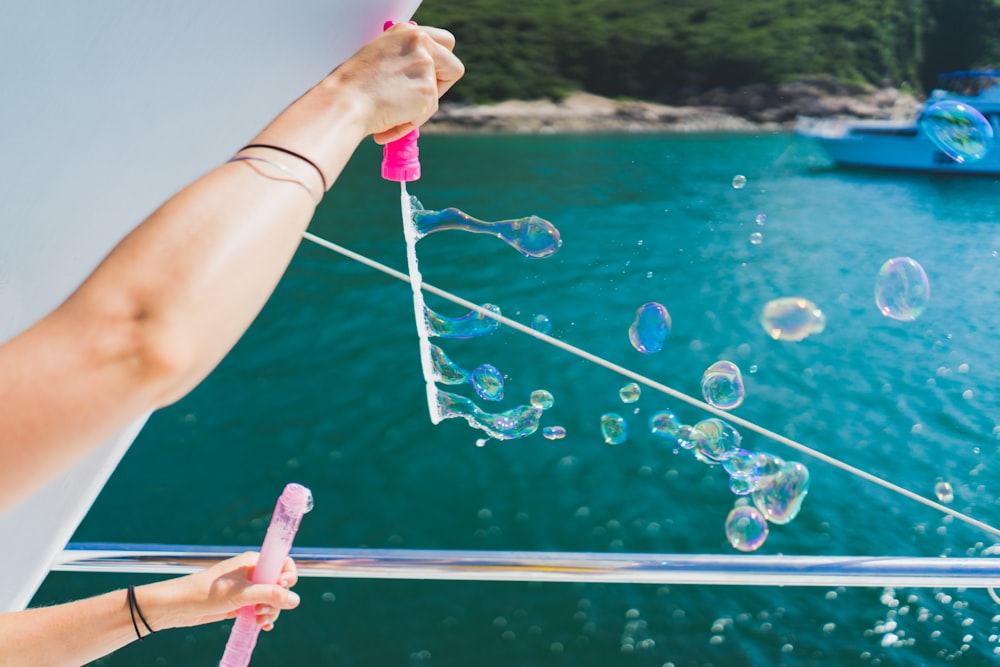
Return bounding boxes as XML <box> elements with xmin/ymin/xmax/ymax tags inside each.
<box><xmin>127</xmin><ymin>585</ymin><xmax>156</xmax><ymax>640</ymax></box>
<box><xmin>240</xmin><ymin>143</ymin><xmax>328</xmax><ymax>191</ymax></box>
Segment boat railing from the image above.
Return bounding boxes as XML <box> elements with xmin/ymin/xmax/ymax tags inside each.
<box><xmin>54</xmin><ymin>542</ymin><xmax>1000</xmax><ymax>591</ymax></box>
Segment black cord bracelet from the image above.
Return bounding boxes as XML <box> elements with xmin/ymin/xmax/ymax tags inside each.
<box><xmin>127</xmin><ymin>585</ymin><xmax>156</xmax><ymax>640</ymax></box>
<box><xmin>240</xmin><ymin>143</ymin><xmax>328</xmax><ymax>191</ymax></box>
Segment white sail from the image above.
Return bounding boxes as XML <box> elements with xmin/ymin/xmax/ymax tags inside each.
<box><xmin>0</xmin><ymin>0</ymin><xmax>421</xmax><ymax>611</ymax></box>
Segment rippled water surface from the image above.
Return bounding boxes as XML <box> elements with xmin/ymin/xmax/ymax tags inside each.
<box><xmin>37</xmin><ymin>132</ymin><xmax>1000</xmax><ymax>666</ymax></box>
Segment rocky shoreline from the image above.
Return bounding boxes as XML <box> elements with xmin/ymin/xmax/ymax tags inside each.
<box><xmin>423</xmin><ymin>78</ymin><xmax>922</xmax><ymax>134</ymax></box>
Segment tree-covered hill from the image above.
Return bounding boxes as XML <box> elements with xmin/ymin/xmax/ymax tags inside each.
<box><xmin>414</xmin><ymin>0</ymin><xmax>1000</xmax><ymax>103</ymax></box>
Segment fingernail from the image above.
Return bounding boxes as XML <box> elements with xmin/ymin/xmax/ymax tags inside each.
<box><xmin>258</xmin><ymin>605</ymin><xmax>274</xmax><ymax>615</ymax></box>
<box><xmin>280</xmin><ymin>578</ymin><xmax>291</xmax><ymax>588</ymax></box>
<box><xmin>287</xmin><ymin>591</ymin><xmax>300</xmax><ymax>607</ymax></box>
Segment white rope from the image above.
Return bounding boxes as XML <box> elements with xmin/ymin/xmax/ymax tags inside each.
<box><xmin>300</xmin><ymin>231</ymin><xmax>1000</xmax><ymax>539</ymax></box>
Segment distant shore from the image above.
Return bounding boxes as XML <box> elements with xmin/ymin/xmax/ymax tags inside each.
<box><xmin>423</xmin><ymin>78</ymin><xmax>921</xmax><ymax>134</ymax></box>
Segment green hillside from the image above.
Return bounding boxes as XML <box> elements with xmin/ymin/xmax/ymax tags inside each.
<box><xmin>414</xmin><ymin>0</ymin><xmax>1000</xmax><ymax>102</ymax></box>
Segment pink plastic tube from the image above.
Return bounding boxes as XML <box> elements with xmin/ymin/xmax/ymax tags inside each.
<box><xmin>381</xmin><ymin>20</ymin><xmax>421</xmax><ymax>183</ymax></box>
<box><xmin>382</xmin><ymin>128</ymin><xmax>421</xmax><ymax>182</ymax></box>
<box><xmin>219</xmin><ymin>483</ymin><xmax>313</xmax><ymax>667</ymax></box>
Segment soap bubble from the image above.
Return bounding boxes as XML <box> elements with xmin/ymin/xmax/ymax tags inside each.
<box><xmin>920</xmin><ymin>99</ymin><xmax>994</xmax><ymax>163</ymax></box>
<box><xmin>701</xmin><ymin>361</ymin><xmax>745</xmax><ymax>410</ymax></box>
<box><xmin>600</xmin><ymin>413</ymin><xmax>628</xmax><ymax>445</ymax></box>
<box><xmin>674</xmin><ymin>424</ymin><xmax>706</xmax><ymax>451</ymax></box>
<box><xmin>729</xmin><ymin>475</ymin><xmax>755</xmax><ymax>496</ymax></box>
<box><xmin>530</xmin><ymin>390</ymin><xmax>554</xmax><ymax>410</ymax></box>
<box><xmin>749</xmin><ymin>232</ymin><xmax>763</xmax><ymax>245</ymax></box>
<box><xmin>875</xmin><ymin>257</ymin><xmax>929</xmax><ymax>321</ymax></box>
<box><xmin>693</xmin><ymin>418</ymin><xmax>740</xmax><ymax>463</ymax></box>
<box><xmin>649</xmin><ymin>410</ymin><xmax>683</xmax><ymax>442</ymax></box>
<box><xmin>725</xmin><ymin>505</ymin><xmax>769</xmax><ymax>552</ymax></box>
<box><xmin>760</xmin><ymin>297</ymin><xmax>825</xmax><ymax>342</ymax></box>
<box><xmin>732</xmin><ymin>175</ymin><xmax>747</xmax><ymax>189</ymax></box>
<box><xmin>542</xmin><ymin>426</ymin><xmax>566</xmax><ymax>440</ymax></box>
<box><xmin>628</xmin><ymin>302</ymin><xmax>671</xmax><ymax>354</ymax></box>
<box><xmin>531</xmin><ymin>314</ymin><xmax>552</xmax><ymax>334</ymax></box>
<box><xmin>755</xmin><ymin>213</ymin><xmax>767</xmax><ymax>225</ymax></box>
<box><xmin>752</xmin><ymin>461</ymin><xmax>810</xmax><ymax>524</ymax></box>
<box><xmin>934</xmin><ymin>479</ymin><xmax>954</xmax><ymax>504</ymax></box>
<box><xmin>470</xmin><ymin>364</ymin><xmax>504</xmax><ymax>401</ymax></box>
<box><xmin>619</xmin><ymin>382</ymin><xmax>641</xmax><ymax>403</ymax></box>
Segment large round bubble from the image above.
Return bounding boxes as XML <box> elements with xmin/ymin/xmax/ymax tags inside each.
<box><xmin>874</xmin><ymin>257</ymin><xmax>929</xmax><ymax>321</ymax></box>
<box><xmin>725</xmin><ymin>505</ymin><xmax>769</xmax><ymax>552</ymax></box>
<box><xmin>701</xmin><ymin>361</ymin><xmax>745</xmax><ymax>410</ymax></box>
<box><xmin>920</xmin><ymin>99</ymin><xmax>994</xmax><ymax>163</ymax></box>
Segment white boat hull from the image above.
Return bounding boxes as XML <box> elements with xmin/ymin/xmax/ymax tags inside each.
<box><xmin>797</xmin><ymin>119</ymin><xmax>1000</xmax><ymax>174</ymax></box>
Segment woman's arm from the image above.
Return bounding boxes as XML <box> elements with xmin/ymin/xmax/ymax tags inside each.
<box><xmin>0</xmin><ymin>24</ymin><xmax>463</xmax><ymax>512</ymax></box>
<box><xmin>0</xmin><ymin>553</ymin><xmax>299</xmax><ymax>667</ymax></box>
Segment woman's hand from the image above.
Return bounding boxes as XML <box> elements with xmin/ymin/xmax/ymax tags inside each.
<box><xmin>326</xmin><ymin>23</ymin><xmax>465</xmax><ymax>143</ymax></box>
<box><xmin>140</xmin><ymin>552</ymin><xmax>300</xmax><ymax>632</ymax></box>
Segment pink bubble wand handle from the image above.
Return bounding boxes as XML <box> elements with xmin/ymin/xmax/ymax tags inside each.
<box><xmin>381</xmin><ymin>20</ymin><xmax>421</xmax><ymax>183</ymax></box>
<box><xmin>219</xmin><ymin>483</ymin><xmax>313</xmax><ymax>667</ymax></box>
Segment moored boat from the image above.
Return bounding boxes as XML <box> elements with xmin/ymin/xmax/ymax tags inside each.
<box><xmin>795</xmin><ymin>70</ymin><xmax>1000</xmax><ymax>174</ymax></box>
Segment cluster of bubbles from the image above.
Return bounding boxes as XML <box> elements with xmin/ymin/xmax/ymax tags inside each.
<box><xmin>920</xmin><ymin>99</ymin><xmax>995</xmax><ymax>164</ymax></box>
<box><xmin>597</xmin><ymin>371</ymin><xmax>807</xmax><ymax>551</ymax></box>
<box><xmin>411</xmin><ymin>200</ymin><xmax>565</xmax><ymax>442</ymax></box>
<box><xmin>654</xmin><ymin>410</ymin><xmax>809</xmax><ymax>551</ymax></box>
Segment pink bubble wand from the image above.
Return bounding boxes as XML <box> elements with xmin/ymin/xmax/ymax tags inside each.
<box><xmin>382</xmin><ymin>20</ymin><xmax>441</xmax><ymax>423</ymax></box>
<box><xmin>219</xmin><ymin>483</ymin><xmax>313</xmax><ymax>667</ymax></box>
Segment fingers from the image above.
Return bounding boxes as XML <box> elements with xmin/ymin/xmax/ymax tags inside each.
<box><xmin>420</xmin><ymin>29</ymin><xmax>464</xmax><ymax>98</ymax></box>
<box><xmin>379</xmin><ymin>23</ymin><xmax>464</xmax><ymax>133</ymax></box>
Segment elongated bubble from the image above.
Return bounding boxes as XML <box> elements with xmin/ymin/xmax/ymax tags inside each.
<box><xmin>429</xmin><ymin>345</ymin><xmax>504</xmax><ymax>401</ymax></box>
<box><xmin>920</xmin><ymin>100</ymin><xmax>994</xmax><ymax>163</ymax></box>
<box><xmin>429</xmin><ymin>344</ymin><xmax>469</xmax><ymax>384</ymax></box>
<box><xmin>629</xmin><ymin>302</ymin><xmax>671</xmax><ymax>353</ymax></box>
<box><xmin>426</xmin><ymin>304</ymin><xmax>501</xmax><ymax>338</ymax></box>
<box><xmin>412</xmin><ymin>206</ymin><xmax>561</xmax><ymax>258</ymax></box>
<box><xmin>700</xmin><ymin>361</ymin><xmax>745</xmax><ymax>410</ymax></box>
<box><xmin>760</xmin><ymin>297</ymin><xmax>825</xmax><ymax>342</ymax></box>
<box><xmin>600</xmin><ymin>413</ymin><xmax>628</xmax><ymax>445</ymax></box>
<box><xmin>437</xmin><ymin>390</ymin><xmax>542</xmax><ymax>440</ymax></box>
<box><xmin>725</xmin><ymin>505</ymin><xmax>769</xmax><ymax>552</ymax></box>
<box><xmin>875</xmin><ymin>257</ymin><xmax>929</xmax><ymax>321</ymax></box>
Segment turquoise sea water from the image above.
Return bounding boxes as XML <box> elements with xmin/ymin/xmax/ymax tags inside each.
<box><xmin>35</xmin><ymin>132</ymin><xmax>1000</xmax><ymax>666</ymax></box>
